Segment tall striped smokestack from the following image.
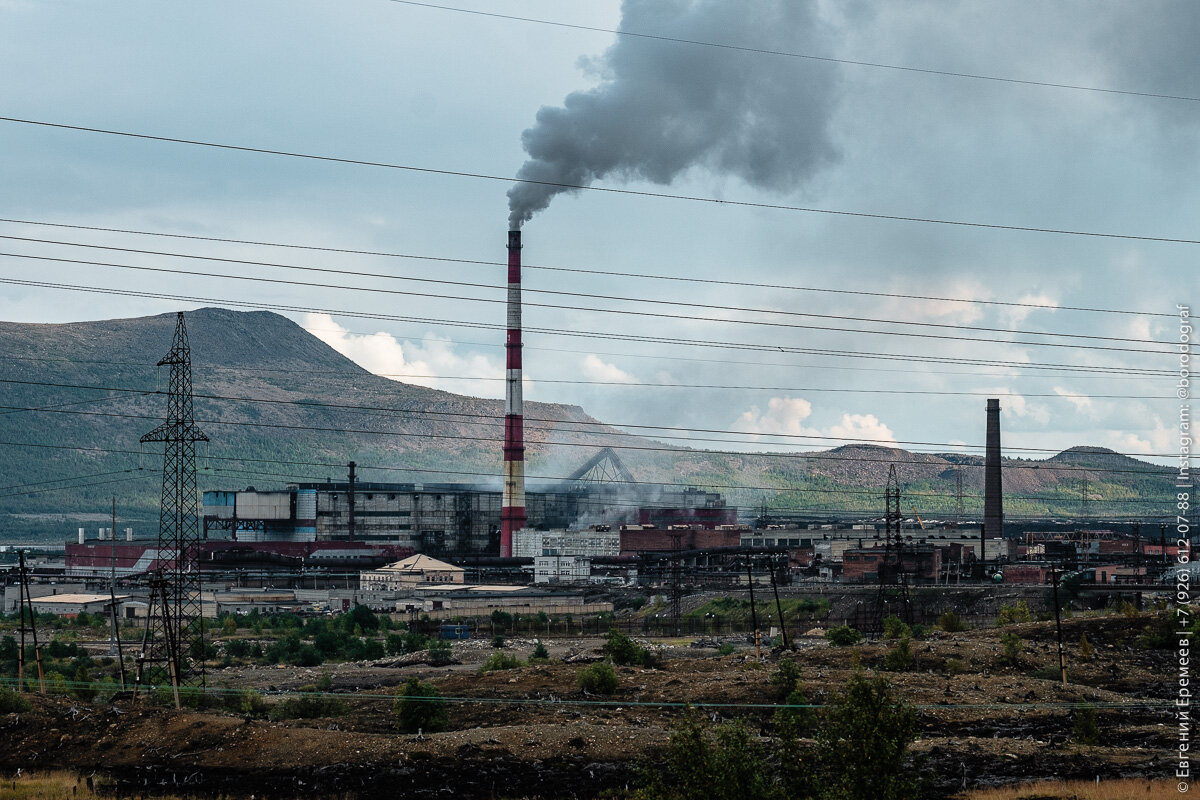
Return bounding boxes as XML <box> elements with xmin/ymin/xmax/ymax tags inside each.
<box><xmin>984</xmin><ymin>398</ymin><xmax>1003</xmax><ymax>544</ymax></box>
<box><xmin>500</xmin><ymin>229</ymin><xmax>526</xmax><ymax>557</ymax></box>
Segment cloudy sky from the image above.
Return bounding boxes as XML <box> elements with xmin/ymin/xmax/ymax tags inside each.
<box><xmin>0</xmin><ymin>0</ymin><xmax>1194</xmax><ymax>466</ymax></box>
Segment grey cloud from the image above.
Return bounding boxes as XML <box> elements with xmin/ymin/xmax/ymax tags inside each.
<box><xmin>507</xmin><ymin>0</ymin><xmax>842</xmax><ymax>227</ymax></box>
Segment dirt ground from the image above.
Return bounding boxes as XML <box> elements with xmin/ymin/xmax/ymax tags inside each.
<box><xmin>0</xmin><ymin>614</ymin><xmax>1175</xmax><ymax>799</ymax></box>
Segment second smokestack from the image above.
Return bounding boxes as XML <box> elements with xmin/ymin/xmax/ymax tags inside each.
<box><xmin>984</xmin><ymin>398</ymin><xmax>1003</xmax><ymax>543</ymax></box>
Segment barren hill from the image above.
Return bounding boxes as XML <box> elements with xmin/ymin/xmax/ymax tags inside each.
<box><xmin>0</xmin><ymin>308</ymin><xmax>1175</xmax><ymax>538</ymax></box>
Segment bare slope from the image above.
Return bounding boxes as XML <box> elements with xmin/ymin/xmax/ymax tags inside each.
<box><xmin>0</xmin><ymin>308</ymin><xmax>1174</xmax><ymax>527</ymax></box>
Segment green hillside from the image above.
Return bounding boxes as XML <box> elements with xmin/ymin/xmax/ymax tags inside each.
<box><xmin>0</xmin><ymin>308</ymin><xmax>1177</xmax><ymax>541</ymax></box>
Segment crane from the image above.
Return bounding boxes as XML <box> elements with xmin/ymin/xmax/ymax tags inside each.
<box><xmin>910</xmin><ymin>505</ymin><xmax>926</xmax><ymax>531</ymax></box>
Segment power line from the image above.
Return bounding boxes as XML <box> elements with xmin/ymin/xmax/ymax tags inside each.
<box><xmin>0</xmin><ymin>467</ymin><xmax>148</xmax><ymax>493</ymax></box>
<box><xmin>0</xmin><ymin>276</ymin><xmax>1175</xmax><ymax>377</ymax></box>
<box><xmin>0</xmin><ymin>438</ymin><xmax>1172</xmax><ymax>501</ymax></box>
<box><xmin>300</xmin><ymin>372</ymin><xmax>1173</xmax><ymax>401</ymax></box>
<box><xmin>1</xmin><ymin>250</ymin><xmax>1173</xmax><ymax>355</ymax></box>
<box><xmin>0</xmin><ymin>233</ymin><xmax>1175</xmax><ymax>341</ymax></box>
<box><xmin>0</xmin><ymin>376</ymin><xmax>1168</xmax><ymax>477</ymax></box>
<box><xmin>0</xmin><ymin>397</ymin><xmax>1181</xmax><ymax>463</ymax></box>
<box><xmin>0</xmin><ymin>330</ymin><xmax>1171</xmax><ymax>382</ymax></box>
<box><xmin>0</xmin><ymin>217</ymin><xmax>1173</xmax><ymax>319</ymax></box>
<box><xmin>0</xmin><ymin>375</ymin><xmax>1177</xmax><ymax>457</ymax></box>
<box><xmin>4</xmin><ymin>116</ymin><xmax>1200</xmax><ymax>246</ymax></box>
<box><xmin>0</xmin><ymin>472</ymin><xmax>154</xmax><ymax>500</ymax></box>
<box><xmin>387</xmin><ymin>1</ymin><xmax>1200</xmax><ymax>104</ymax></box>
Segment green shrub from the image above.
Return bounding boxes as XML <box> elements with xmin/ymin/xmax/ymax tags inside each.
<box><xmin>882</xmin><ymin>616</ymin><xmax>911</xmax><ymax>640</ymax></box>
<box><xmin>602</xmin><ymin>629</ymin><xmax>659</xmax><ymax>667</ymax></box>
<box><xmin>716</xmin><ymin>643</ymin><xmax>736</xmax><ymax>656</ymax></box>
<box><xmin>824</xmin><ymin>625</ymin><xmax>862</xmax><ymax>647</ymax></box>
<box><xmin>72</xmin><ymin>665</ymin><xmax>97</xmax><ymax>701</ymax></box>
<box><xmin>996</xmin><ymin>601</ymin><xmax>1033</xmax><ymax>626</ymax></box>
<box><xmin>1113</xmin><ymin>599</ymin><xmax>1139</xmax><ymax>617</ymax></box>
<box><xmin>1001</xmin><ymin>632</ymin><xmax>1023</xmax><ymax>664</ymax></box>
<box><xmin>480</xmin><ymin>652</ymin><xmax>524</xmax><ymax>672</ymax></box>
<box><xmin>530</xmin><ymin>641</ymin><xmax>550</xmax><ymax>661</ymax></box>
<box><xmin>637</xmin><ymin>714</ymin><xmax>782</xmax><ymax>800</ymax></box>
<box><xmin>427</xmin><ymin>638</ymin><xmax>453</xmax><ymax>666</ymax></box>
<box><xmin>395</xmin><ymin>630</ymin><xmax>429</xmax><ymax>655</ymax></box>
<box><xmin>0</xmin><ymin>686</ymin><xmax>31</xmax><ymax>713</ymax></box>
<box><xmin>769</xmin><ymin>657</ymin><xmax>801</xmax><ymax>700</ymax></box>
<box><xmin>234</xmin><ymin>689</ymin><xmax>269</xmax><ymax>716</ymax></box>
<box><xmin>1072</xmin><ymin>704</ymin><xmax>1100</xmax><ymax>744</ymax></box>
<box><xmin>577</xmin><ymin>662</ymin><xmax>619</xmax><ymax>695</ymax></box>
<box><xmin>394</xmin><ymin>677</ymin><xmax>448</xmax><ymax>733</ymax></box>
<box><xmin>1078</xmin><ymin>633</ymin><xmax>1095</xmax><ymax>660</ymax></box>
<box><xmin>816</xmin><ymin>673</ymin><xmax>920</xmax><ymax>800</ymax></box>
<box><xmin>774</xmin><ymin>686</ymin><xmax>816</xmax><ymax>738</ymax></box>
<box><xmin>225</xmin><ymin>639</ymin><xmax>252</xmax><ymax>658</ymax></box>
<box><xmin>1136</xmin><ymin>611</ymin><xmax>1175</xmax><ymax>649</ymax></box>
<box><xmin>343</xmin><ymin>604</ymin><xmax>380</xmax><ymax>632</ymax></box>
<box><xmin>938</xmin><ymin>611</ymin><xmax>967</xmax><ymax>632</ymax></box>
<box><xmin>268</xmin><ymin>693</ymin><xmax>345</xmax><ymax>721</ymax></box>
<box><xmin>943</xmin><ymin>657</ymin><xmax>969</xmax><ymax>675</ymax></box>
<box><xmin>491</xmin><ymin>635</ymin><xmax>506</xmax><ymax>648</ymax></box>
<box><xmin>882</xmin><ymin>638</ymin><xmax>915</xmax><ymax>672</ymax></box>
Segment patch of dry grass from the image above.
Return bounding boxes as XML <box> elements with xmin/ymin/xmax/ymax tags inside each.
<box><xmin>0</xmin><ymin>771</ymin><xmax>109</xmax><ymax>800</ymax></box>
<box><xmin>958</xmin><ymin>777</ymin><xmax>1177</xmax><ymax>800</ymax></box>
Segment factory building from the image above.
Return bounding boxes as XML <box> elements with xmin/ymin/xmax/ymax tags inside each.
<box><xmin>202</xmin><ymin>481</ymin><xmax>734</xmax><ymax>556</ymax></box>
<box><xmin>360</xmin><ymin>554</ymin><xmax>465</xmax><ymax>590</ymax></box>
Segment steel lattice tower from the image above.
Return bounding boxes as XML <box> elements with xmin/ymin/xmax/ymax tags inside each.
<box><xmin>953</xmin><ymin>469</ymin><xmax>965</xmax><ymax>528</ymax></box>
<box><xmin>138</xmin><ymin>312</ymin><xmax>208</xmax><ymax>693</ymax></box>
<box><xmin>873</xmin><ymin>464</ymin><xmax>911</xmax><ymax>632</ymax></box>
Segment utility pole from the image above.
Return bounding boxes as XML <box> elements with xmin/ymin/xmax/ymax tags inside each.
<box><xmin>953</xmin><ymin>469</ymin><xmax>965</xmax><ymax>529</ymax></box>
<box><xmin>109</xmin><ymin>497</ymin><xmax>127</xmax><ymax>690</ymax></box>
<box><xmin>746</xmin><ymin>556</ymin><xmax>761</xmax><ymax>660</ymax></box>
<box><xmin>1051</xmin><ymin>567</ymin><xmax>1067</xmax><ymax>688</ymax></box>
<box><xmin>669</xmin><ymin>528</ymin><xmax>682</xmax><ymax>637</ymax></box>
<box><xmin>769</xmin><ymin>553</ymin><xmax>789</xmax><ymax>649</ymax></box>
<box><xmin>17</xmin><ymin>551</ymin><xmax>45</xmax><ymax>694</ymax></box>
<box><xmin>347</xmin><ymin>461</ymin><xmax>357</xmax><ymax>542</ymax></box>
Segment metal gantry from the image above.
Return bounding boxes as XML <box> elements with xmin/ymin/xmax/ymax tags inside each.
<box><xmin>872</xmin><ymin>464</ymin><xmax>912</xmax><ymax>633</ymax></box>
<box><xmin>137</xmin><ymin>311</ymin><xmax>208</xmax><ymax>700</ymax></box>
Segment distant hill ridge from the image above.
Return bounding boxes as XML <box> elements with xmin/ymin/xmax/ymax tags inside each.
<box><xmin>0</xmin><ymin>308</ymin><xmax>1175</xmax><ymax>534</ymax></box>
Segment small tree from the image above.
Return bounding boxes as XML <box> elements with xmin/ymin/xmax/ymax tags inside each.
<box><xmin>882</xmin><ymin>637</ymin><xmax>915</xmax><ymax>672</ymax></box>
<box><xmin>996</xmin><ymin>601</ymin><xmax>1033</xmax><ymax>626</ymax></box>
<box><xmin>882</xmin><ymin>616</ymin><xmax>911</xmax><ymax>639</ymax></box>
<box><xmin>816</xmin><ymin>673</ymin><xmax>920</xmax><ymax>800</ymax></box>
<box><xmin>602</xmin><ymin>628</ymin><xmax>659</xmax><ymax>667</ymax></box>
<box><xmin>530</xmin><ymin>640</ymin><xmax>550</xmax><ymax>661</ymax></box>
<box><xmin>479</xmin><ymin>652</ymin><xmax>523</xmax><ymax>672</ymax></box>
<box><xmin>638</xmin><ymin>714</ymin><xmax>782</xmax><ymax>800</ymax></box>
<box><xmin>427</xmin><ymin>638</ymin><xmax>453</xmax><ymax>666</ymax></box>
<box><xmin>938</xmin><ymin>610</ymin><xmax>967</xmax><ymax>632</ymax></box>
<box><xmin>1078</xmin><ymin>633</ymin><xmax>1095</xmax><ymax>660</ymax></box>
<box><xmin>824</xmin><ymin>625</ymin><xmax>862</xmax><ymax>647</ymax></box>
<box><xmin>769</xmin><ymin>657</ymin><xmax>802</xmax><ymax>700</ymax></box>
<box><xmin>394</xmin><ymin>677</ymin><xmax>448</xmax><ymax>733</ymax></box>
<box><xmin>1072</xmin><ymin>704</ymin><xmax>1100</xmax><ymax>745</ymax></box>
<box><xmin>1001</xmin><ymin>631</ymin><xmax>1023</xmax><ymax>665</ymax></box>
<box><xmin>577</xmin><ymin>662</ymin><xmax>618</xmax><ymax>695</ymax></box>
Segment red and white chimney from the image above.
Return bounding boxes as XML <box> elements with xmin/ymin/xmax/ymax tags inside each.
<box><xmin>500</xmin><ymin>229</ymin><xmax>527</xmax><ymax>557</ymax></box>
